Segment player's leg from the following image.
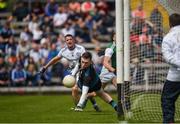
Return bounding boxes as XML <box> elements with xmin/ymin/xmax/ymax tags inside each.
<box><xmin>161</xmin><ymin>80</ymin><xmax>180</xmax><ymax>123</ymax></box>
<box><xmin>72</xmin><ymin>84</ymin><xmax>80</xmax><ymax>106</ymax></box>
<box><xmin>112</xmin><ymin>77</ymin><xmax>117</xmax><ymax>88</ymax></box>
<box><xmin>96</xmin><ymin>89</ymin><xmax>117</xmax><ymax>111</ymax></box>
<box><xmin>100</xmin><ymin>72</ymin><xmax>116</xmax><ymax>89</ymax></box>
<box><xmin>81</xmin><ymin>92</ymin><xmax>101</xmax><ymax>112</ymax></box>
<box><xmin>102</xmin><ymin>82</ymin><xmax>108</xmax><ymax>89</ymax></box>
<box><xmin>88</xmin><ymin>95</ymin><xmax>101</xmax><ymax>112</ymax></box>
<box><xmin>72</xmin><ymin>83</ymin><xmax>101</xmax><ymax>111</ymax></box>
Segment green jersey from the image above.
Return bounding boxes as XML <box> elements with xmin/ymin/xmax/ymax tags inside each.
<box><xmin>100</xmin><ymin>42</ymin><xmax>116</xmax><ymax>74</ymax></box>
<box><xmin>107</xmin><ymin>42</ymin><xmax>116</xmax><ymax>68</ymax></box>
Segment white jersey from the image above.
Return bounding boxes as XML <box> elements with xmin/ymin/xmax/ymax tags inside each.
<box><xmin>162</xmin><ymin>25</ymin><xmax>180</xmax><ymax>81</ymax></box>
<box><xmin>57</xmin><ymin>44</ymin><xmax>85</xmax><ymax>71</ymax></box>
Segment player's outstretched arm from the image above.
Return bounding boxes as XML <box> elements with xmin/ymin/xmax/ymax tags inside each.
<box><xmin>76</xmin><ymin>86</ymin><xmax>89</xmax><ymax>109</ymax></box>
<box><xmin>40</xmin><ymin>56</ymin><xmax>61</xmax><ymax>73</ymax></box>
<box><xmin>71</xmin><ymin>62</ymin><xmax>80</xmax><ymax>76</ymax></box>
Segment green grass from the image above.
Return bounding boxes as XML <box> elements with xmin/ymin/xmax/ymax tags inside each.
<box><xmin>127</xmin><ymin>93</ymin><xmax>180</xmax><ymax>123</ymax></box>
<box><xmin>1</xmin><ymin>93</ymin><xmax>179</xmax><ymax>123</ymax></box>
<box><xmin>0</xmin><ymin>94</ymin><xmax>119</xmax><ymax>123</ymax></box>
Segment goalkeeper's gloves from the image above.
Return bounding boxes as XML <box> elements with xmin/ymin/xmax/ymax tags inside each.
<box><xmin>40</xmin><ymin>67</ymin><xmax>46</xmax><ymax>74</ymax></box>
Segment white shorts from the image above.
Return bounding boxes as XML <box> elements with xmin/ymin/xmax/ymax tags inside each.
<box><xmin>100</xmin><ymin>72</ymin><xmax>116</xmax><ymax>84</ymax></box>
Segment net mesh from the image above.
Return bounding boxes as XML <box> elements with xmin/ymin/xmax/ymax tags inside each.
<box><xmin>122</xmin><ymin>0</ymin><xmax>180</xmax><ymax>122</ymax></box>
<box><xmin>158</xmin><ymin>0</ymin><xmax>180</xmax><ymax>15</ymax></box>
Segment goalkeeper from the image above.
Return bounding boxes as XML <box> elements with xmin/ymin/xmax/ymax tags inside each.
<box><xmin>161</xmin><ymin>13</ymin><xmax>180</xmax><ymax>123</ymax></box>
<box><xmin>74</xmin><ymin>51</ymin><xmax>117</xmax><ymax>112</ymax></box>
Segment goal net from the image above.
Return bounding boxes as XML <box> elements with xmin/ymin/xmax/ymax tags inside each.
<box><xmin>121</xmin><ymin>0</ymin><xmax>180</xmax><ymax>122</ymax></box>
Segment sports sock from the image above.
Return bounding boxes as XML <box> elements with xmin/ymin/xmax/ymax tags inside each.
<box><xmin>89</xmin><ymin>97</ymin><xmax>97</xmax><ymax>106</ymax></box>
<box><xmin>81</xmin><ymin>99</ymin><xmax>88</xmax><ymax>109</ymax></box>
<box><xmin>109</xmin><ymin>100</ymin><xmax>117</xmax><ymax>111</ymax></box>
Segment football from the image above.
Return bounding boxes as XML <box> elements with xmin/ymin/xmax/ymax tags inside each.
<box><xmin>62</xmin><ymin>75</ymin><xmax>76</xmax><ymax>88</ymax></box>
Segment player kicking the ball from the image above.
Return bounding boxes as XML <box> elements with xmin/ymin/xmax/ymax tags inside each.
<box><xmin>74</xmin><ymin>52</ymin><xmax>117</xmax><ymax>112</ymax></box>
<box><xmin>40</xmin><ymin>34</ymin><xmax>100</xmax><ymax>111</ymax></box>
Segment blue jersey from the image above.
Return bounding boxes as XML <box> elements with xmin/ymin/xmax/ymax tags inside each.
<box><xmin>77</xmin><ymin>64</ymin><xmax>101</xmax><ymax>93</ymax></box>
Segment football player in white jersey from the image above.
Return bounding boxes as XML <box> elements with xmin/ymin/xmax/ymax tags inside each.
<box><xmin>40</xmin><ymin>34</ymin><xmax>100</xmax><ymax>111</ymax></box>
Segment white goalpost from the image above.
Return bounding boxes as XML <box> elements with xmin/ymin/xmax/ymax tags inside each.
<box><xmin>116</xmin><ymin>0</ymin><xmax>180</xmax><ymax>122</ymax></box>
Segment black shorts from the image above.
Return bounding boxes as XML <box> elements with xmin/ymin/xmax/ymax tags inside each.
<box><xmin>78</xmin><ymin>79</ymin><xmax>101</xmax><ymax>93</ymax></box>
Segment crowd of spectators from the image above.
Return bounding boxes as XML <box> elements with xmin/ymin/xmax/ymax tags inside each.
<box><xmin>0</xmin><ymin>0</ymin><xmax>114</xmax><ymax>87</ymax></box>
<box><xmin>130</xmin><ymin>4</ymin><xmax>163</xmax><ymax>63</ymax></box>
<box><xmin>0</xmin><ymin>0</ymin><xmax>164</xmax><ymax>87</ymax></box>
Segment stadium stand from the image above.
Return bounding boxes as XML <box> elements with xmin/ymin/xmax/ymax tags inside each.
<box><xmin>0</xmin><ymin>0</ymin><xmax>168</xmax><ymax>94</ymax></box>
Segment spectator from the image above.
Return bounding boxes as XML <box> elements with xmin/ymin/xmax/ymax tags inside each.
<box><xmin>5</xmin><ymin>36</ymin><xmax>18</xmax><ymax>66</ymax></box>
<box><xmin>32</xmin><ymin>26</ymin><xmax>43</xmax><ymax>44</ymax></box>
<box><xmin>12</xmin><ymin>2</ymin><xmax>29</xmax><ymax>21</ymax></box>
<box><xmin>81</xmin><ymin>0</ymin><xmax>95</xmax><ymax>13</ymax></box>
<box><xmin>16</xmin><ymin>52</ymin><xmax>26</xmax><ymax>68</ymax></box>
<box><xmin>0</xmin><ymin>54</ymin><xmax>9</xmax><ymax>86</ymax></box>
<box><xmin>46</xmin><ymin>42</ymin><xmax>58</xmax><ymax>63</ymax></box>
<box><xmin>95</xmin><ymin>10</ymin><xmax>114</xmax><ymax>35</ymax></box>
<box><xmin>28</xmin><ymin>14</ymin><xmax>39</xmax><ymax>33</ymax></box>
<box><xmin>152</xmin><ymin>27</ymin><xmax>163</xmax><ymax>47</ymax></box>
<box><xmin>7</xmin><ymin>54</ymin><xmax>17</xmax><ymax>68</ymax></box>
<box><xmin>11</xmin><ymin>62</ymin><xmax>27</xmax><ymax>87</ymax></box>
<box><xmin>29</xmin><ymin>43</ymin><xmax>41</xmax><ymax>63</ymax></box>
<box><xmin>61</xmin><ymin>21</ymin><xmax>75</xmax><ymax>36</ymax></box>
<box><xmin>0</xmin><ymin>21</ymin><xmax>14</xmax><ymax>42</ymax></box>
<box><xmin>92</xmin><ymin>46</ymin><xmax>103</xmax><ymax>74</ymax></box>
<box><xmin>5</xmin><ymin>36</ymin><xmax>17</xmax><ymax>53</ymax></box>
<box><xmin>39</xmin><ymin>38</ymin><xmax>49</xmax><ymax>64</ymax></box>
<box><xmin>56</xmin><ymin>34</ymin><xmax>65</xmax><ymax>51</ymax></box>
<box><xmin>24</xmin><ymin>56</ymin><xmax>38</xmax><ymax>71</ymax></box>
<box><xmin>131</xmin><ymin>58</ymin><xmax>145</xmax><ymax>84</ymax></box>
<box><xmin>68</xmin><ymin>1</ymin><xmax>81</xmax><ymax>12</ymax></box>
<box><xmin>0</xmin><ymin>35</ymin><xmax>7</xmax><ymax>53</ymax></box>
<box><xmin>150</xmin><ymin>5</ymin><xmax>163</xmax><ymax>28</ymax></box>
<box><xmin>45</xmin><ymin>0</ymin><xmax>59</xmax><ymax>17</ymax></box>
<box><xmin>85</xmin><ymin>14</ymin><xmax>94</xmax><ymax>33</ymax></box>
<box><xmin>53</xmin><ymin>6</ymin><xmax>68</xmax><ymax>27</ymax></box>
<box><xmin>96</xmin><ymin>0</ymin><xmax>109</xmax><ymax>14</ymax></box>
<box><xmin>40</xmin><ymin>15</ymin><xmax>53</xmax><ymax>34</ymax></box>
<box><xmin>17</xmin><ymin>40</ymin><xmax>30</xmax><ymax>57</ymax></box>
<box><xmin>26</xmin><ymin>64</ymin><xmax>39</xmax><ymax>86</ymax></box>
<box><xmin>132</xmin><ymin>4</ymin><xmax>146</xmax><ymax>19</ymax></box>
<box><xmin>20</xmin><ymin>26</ymin><xmax>31</xmax><ymax>42</ymax></box>
<box><xmin>139</xmin><ymin>26</ymin><xmax>151</xmax><ymax>45</ymax></box>
<box><xmin>139</xmin><ymin>26</ymin><xmax>154</xmax><ymax>62</ymax></box>
<box><xmin>131</xmin><ymin>17</ymin><xmax>145</xmax><ymax>35</ymax></box>
<box><xmin>130</xmin><ymin>30</ymin><xmax>139</xmax><ymax>46</ymax></box>
<box><xmin>31</xmin><ymin>1</ymin><xmax>44</xmax><ymax>16</ymax></box>
<box><xmin>152</xmin><ymin>27</ymin><xmax>163</xmax><ymax>62</ymax></box>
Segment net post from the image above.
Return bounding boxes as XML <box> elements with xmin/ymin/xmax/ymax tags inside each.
<box><xmin>115</xmin><ymin>0</ymin><xmax>124</xmax><ymax>120</ymax></box>
<box><xmin>117</xmin><ymin>84</ymin><xmax>124</xmax><ymax>120</ymax></box>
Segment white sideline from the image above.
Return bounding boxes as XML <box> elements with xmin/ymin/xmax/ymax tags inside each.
<box><xmin>0</xmin><ymin>85</ymin><xmax>117</xmax><ymax>93</ymax></box>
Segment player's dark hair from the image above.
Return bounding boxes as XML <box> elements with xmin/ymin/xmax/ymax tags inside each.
<box><xmin>169</xmin><ymin>13</ymin><xmax>180</xmax><ymax>27</ymax></box>
<box><xmin>81</xmin><ymin>52</ymin><xmax>92</xmax><ymax>60</ymax></box>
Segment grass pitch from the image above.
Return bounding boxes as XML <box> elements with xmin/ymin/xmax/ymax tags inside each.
<box><xmin>0</xmin><ymin>94</ymin><xmax>118</xmax><ymax>123</ymax></box>
<box><xmin>1</xmin><ymin>93</ymin><xmax>179</xmax><ymax>123</ymax></box>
